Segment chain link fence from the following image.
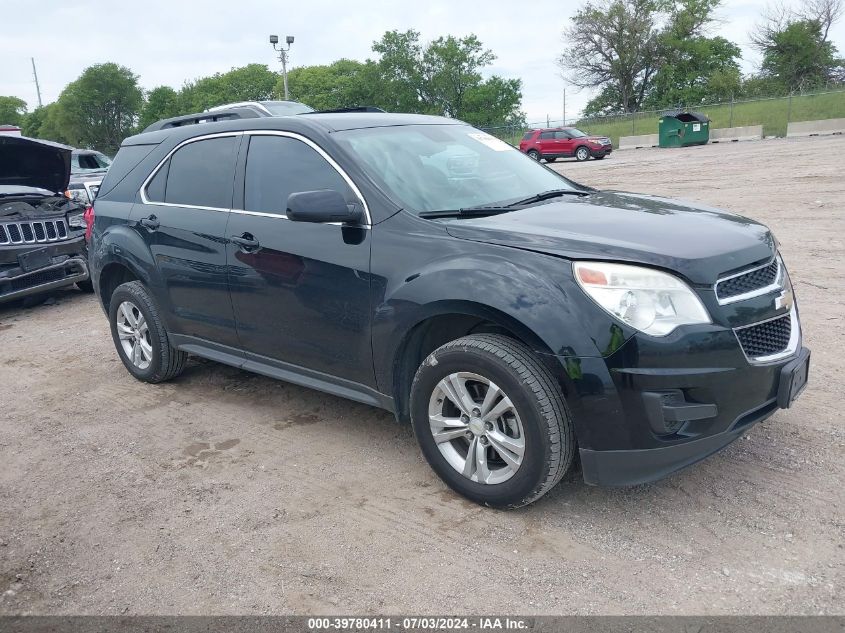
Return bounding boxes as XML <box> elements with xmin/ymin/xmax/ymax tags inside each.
<box><xmin>481</xmin><ymin>84</ymin><xmax>845</xmax><ymax>148</ymax></box>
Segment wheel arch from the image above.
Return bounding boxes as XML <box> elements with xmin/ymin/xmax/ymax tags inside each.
<box><xmin>92</xmin><ymin>225</ymin><xmax>159</xmax><ymax>314</ymax></box>
<box><xmin>389</xmin><ymin>300</ymin><xmax>570</xmax><ymax>424</ymax></box>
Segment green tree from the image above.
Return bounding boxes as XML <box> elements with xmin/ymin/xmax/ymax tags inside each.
<box><xmin>285</xmin><ymin>59</ymin><xmax>375</xmax><ymax>110</ymax></box>
<box><xmin>562</xmin><ymin>0</ymin><xmax>743</xmax><ymax>114</ymax></box>
<box><xmin>369</xmin><ymin>30</ymin><xmax>523</xmax><ymax>124</ymax></box>
<box><xmin>0</xmin><ymin>96</ymin><xmax>28</xmax><ymax>126</ymax></box>
<box><xmin>139</xmin><ymin>86</ymin><xmax>180</xmax><ymax>130</ymax></box>
<box><xmin>757</xmin><ymin>19</ymin><xmax>841</xmax><ymax>91</ymax></box>
<box><xmin>53</xmin><ymin>63</ymin><xmax>143</xmax><ymax>153</ymax></box>
<box><xmin>461</xmin><ymin>77</ymin><xmax>525</xmax><ymax>127</ymax></box>
<box><xmin>648</xmin><ymin>0</ymin><xmax>742</xmax><ymax>106</ymax></box>
<box><xmin>179</xmin><ymin>64</ymin><xmax>278</xmax><ymax>112</ymax></box>
<box><xmin>22</xmin><ymin>103</ymin><xmax>69</xmax><ymax>143</ymax></box>
<box><xmin>559</xmin><ymin>0</ymin><xmax>663</xmax><ymax>115</ymax></box>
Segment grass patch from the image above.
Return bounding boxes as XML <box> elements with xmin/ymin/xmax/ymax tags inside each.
<box><xmin>485</xmin><ymin>90</ymin><xmax>845</xmax><ymax>148</ymax></box>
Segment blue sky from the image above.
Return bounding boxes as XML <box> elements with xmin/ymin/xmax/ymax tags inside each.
<box><xmin>2</xmin><ymin>0</ymin><xmax>843</xmax><ymax>124</ymax></box>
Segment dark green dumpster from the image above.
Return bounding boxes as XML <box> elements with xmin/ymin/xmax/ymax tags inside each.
<box><xmin>658</xmin><ymin>110</ymin><xmax>710</xmax><ymax>148</ymax></box>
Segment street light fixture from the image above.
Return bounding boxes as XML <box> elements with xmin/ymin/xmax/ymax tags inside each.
<box><xmin>270</xmin><ymin>34</ymin><xmax>295</xmax><ymax>100</ymax></box>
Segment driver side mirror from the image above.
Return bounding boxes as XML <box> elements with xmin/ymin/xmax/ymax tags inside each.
<box><xmin>286</xmin><ymin>190</ymin><xmax>363</xmax><ymax>225</ymax></box>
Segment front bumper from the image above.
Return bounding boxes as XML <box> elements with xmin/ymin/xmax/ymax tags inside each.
<box><xmin>549</xmin><ymin>321</ymin><xmax>809</xmax><ymax>486</ymax></box>
<box><xmin>591</xmin><ymin>146</ymin><xmax>612</xmax><ymax>157</ymax></box>
<box><xmin>0</xmin><ymin>237</ymin><xmax>89</xmax><ymax>303</ymax></box>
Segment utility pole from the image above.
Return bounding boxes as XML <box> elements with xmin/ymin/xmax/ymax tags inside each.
<box><xmin>270</xmin><ymin>35</ymin><xmax>295</xmax><ymax>100</ymax></box>
<box><xmin>562</xmin><ymin>87</ymin><xmax>566</xmax><ymax>126</ymax></box>
<box><xmin>31</xmin><ymin>58</ymin><xmax>42</xmax><ymax>108</ymax></box>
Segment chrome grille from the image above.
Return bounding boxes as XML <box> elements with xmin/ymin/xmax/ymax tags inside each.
<box><xmin>715</xmin><ymin>258</ymin><xmax>780</xmax><ymax>303</ymax></box>
<box><xmin>0</xmin><ymin>219</ymin><xmax>70</xmax><ymax>245</ymax></box>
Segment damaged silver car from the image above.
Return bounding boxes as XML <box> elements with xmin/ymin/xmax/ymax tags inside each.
<box><xmin>0</xmin><ymin>135</ymin><xmax>92</xmax><ymax>304</ymax></box>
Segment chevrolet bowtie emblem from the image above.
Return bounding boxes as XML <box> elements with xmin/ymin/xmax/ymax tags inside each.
<box><xmin>775</xmin><ymin>285</ymin><xmax>794</xmax><ymax>312</ymax></box>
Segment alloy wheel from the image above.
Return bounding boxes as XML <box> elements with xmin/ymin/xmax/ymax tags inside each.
<box><xmin>115</xmin><ymin>300</ymin><xmax>153</xmax><ymax>370</ymax></box>
<box><xmin>428</xmin><ymin>372</ymin><xmax>526</xmax><ymax>484</ymax></box>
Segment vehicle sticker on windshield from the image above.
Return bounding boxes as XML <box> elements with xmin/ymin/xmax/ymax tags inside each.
<box><xmin>467</xmin><ymin>132</ymin><xmax>514</xmax><ymax>152</ymax></box>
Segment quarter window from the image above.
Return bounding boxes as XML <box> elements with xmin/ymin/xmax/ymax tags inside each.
<box><xmin>154</xmin><ymin>136</ymin><xmax>238</xmax><ymax>209</ymax></box>
<box><xmin>244</xmin><ymin>135</ymin><xmax>353</xmax><ymax>215</ymax></box>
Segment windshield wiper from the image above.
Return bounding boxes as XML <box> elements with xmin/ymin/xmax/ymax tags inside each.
<box><xmin>503</xmin><ymin>188</ymin><xmax>590</xmax><ymax>207</ymax></box>
<box><xmin>418</xmin><ymin>207</ymin><xmax>516</xmax><ymax>219</ymax></box>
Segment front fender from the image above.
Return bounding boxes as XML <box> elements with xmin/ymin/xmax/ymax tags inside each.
<box><xmin>370</xmin><ymin>211</ymin><xmax>632</xmax><ymax>384</ymax></box>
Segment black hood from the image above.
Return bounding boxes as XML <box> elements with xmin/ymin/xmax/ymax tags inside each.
<box><xmin>444</xmin><ymin>191</ymin><xmax>775</xmax><ymax>284</ymax></box>
<box><xmin>0</xmin><ymin>135</ymin><xmax>73</xmax><ymax>194</ymax></box>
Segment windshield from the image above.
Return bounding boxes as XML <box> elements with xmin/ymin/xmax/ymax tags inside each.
<box><xmin>336</xmin><ymin>124</ymin><xmax>579</xmax><ymax>214</ymax></box>
<box><xmin>260</xmin><ymin>101</ymin><xmax>315</xmax><ymax>116</ymax></box>
<box><xmin>567</xmin><ymin>128</ymin><xmax>589</xmax><ymax>138</ymax></box>
<box><xmin>71</xmin><ymin>151</ymin><xmax>111</xmax><ymax>174</ymax></box>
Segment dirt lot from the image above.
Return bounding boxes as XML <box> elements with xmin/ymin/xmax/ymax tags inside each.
<box><xmin>1</xmin><ymin>135</ymin><xmax>843</xmax><ymax>615</ymax></box>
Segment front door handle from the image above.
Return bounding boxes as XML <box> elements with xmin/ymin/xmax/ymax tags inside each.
<box><xmin>231</xmin><ymin>233</ymin><xmax>260</xmax><ymax>252</ymax></box>
<box><xmin>139</xmin><ymin>215</ymin><xmax>160</xmax><ymax>230</ymax></box>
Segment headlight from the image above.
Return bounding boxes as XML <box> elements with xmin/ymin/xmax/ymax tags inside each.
<box><xmin>65</xmin><ymin>188</ymin><xmax>88</xmax><ymax>204</ymax></box>
<box><xmin>573</xmin><ymin>261</ymin><xmax>710</xmax><ymax>336</ymax></box>
<box><xmin>67</xmin><ymin>212</ymin><xmax>86</xmax><ymax>229</ymax></box>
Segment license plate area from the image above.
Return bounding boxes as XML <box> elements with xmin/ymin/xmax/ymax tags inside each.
<box><xmin>18</xmin><ymin>248</ymin><xmax>53</xmax><ymax>273</ymax></box>
<box><xmin>777</xmin><ymin>348</ymin><xmax>810</xmax><ymax>408</ymax></box>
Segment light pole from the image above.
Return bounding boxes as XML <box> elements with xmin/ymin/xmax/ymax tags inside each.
<box><xmin>270</xmin><ymin>34</ymin><xmax>295</xmax><ymax>100</ymax></box>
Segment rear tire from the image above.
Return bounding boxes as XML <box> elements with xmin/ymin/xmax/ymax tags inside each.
<box><xmin>527</xmin><ymin>149</ymin><xmax>540</xmax><ymax>161</ymax></box>
<box><xmin>108</xmin><ymin>280</ymin><xmax>187</xmax><ymax>383</ymax></box>
<box><xmin>410</xmin><ymin>334</ymin><xmax>575</xmax><ymax>508</ymax></box>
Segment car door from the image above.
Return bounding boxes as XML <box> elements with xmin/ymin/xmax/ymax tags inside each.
<box><xmin>554</xmin><ymin>130</ymin><xmax>574</xmax><ymax>156</ymax></box>
<box><xmin>537</xmin><ymin>131</ymin><xmax>555</xmax><ymax>156</ymax></box>
<box><xmin>135</xmin><ymin>133</ymin><xmax>241</xmax><ymax>348</ymax></box>
<box><xmin>226</xmin><ymin>132</ymin><xmax>374</xmax><ymax>386</ymax></box>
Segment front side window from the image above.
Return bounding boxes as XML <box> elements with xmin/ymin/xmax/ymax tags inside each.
<box><xmin>336</xmin><ymin>124</ymin><xmax>579</xmax><ymax>214</ymax></box>
<box><xmin>243</xmin><ymin>135</ymin><xmax>352</xmax><ymax>215</ymax></box>
<box><xmin>554</xmin><ymin>131</ymin><xmax>571</xmax><ymax>140</ymax></box>
<box><xmin>567</xmin><ymin>128</ymin><xmax>589</xmax><ymax>138</ymax></box>
<box><xmin>158</xmin><ymin>136</ymin><xmax>238</xmax><ymax>208</ymax></box>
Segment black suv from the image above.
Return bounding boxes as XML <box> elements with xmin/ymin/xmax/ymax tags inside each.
<box><xmin>89</xmin><ymin>112</ymin><xmax>810</xmax><ymax>508</ymax></box>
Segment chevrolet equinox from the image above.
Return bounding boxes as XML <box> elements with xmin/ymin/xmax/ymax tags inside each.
<box><xmin>89</xmin><ymin>112</ymin><xmax>810</xmax><ymax>508</ymax></box>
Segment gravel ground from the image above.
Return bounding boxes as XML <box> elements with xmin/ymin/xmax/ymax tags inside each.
<box><xmin>0</xmin><ymin>135</ymin><xmax>843</xmax><ymax>615</ymax></box>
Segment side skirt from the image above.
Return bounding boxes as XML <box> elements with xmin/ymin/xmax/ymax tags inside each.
<box><xmin>169</xmin><ymin>334</ymin><xmax>395</xmax><ymax>413</ymax></box>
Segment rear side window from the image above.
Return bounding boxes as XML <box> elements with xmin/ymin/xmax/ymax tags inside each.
<box><xmin>243</xmin><ymin>135</ymin><xmax>352</xmax><ymax>215</ymax></box>
<box><xmin>539</xmin><ymin>131</ymin><xmax>554</xmax><ymax>140</ymax></box>
<box><xmin>98</xmin><ymin>144</ymin><xmax>156</xmax><ymax>198</ymax></box>
<box><xmin>160</xmin><ymin>136</ymin><xmax>238</xmax><ymax>209</ymax></box>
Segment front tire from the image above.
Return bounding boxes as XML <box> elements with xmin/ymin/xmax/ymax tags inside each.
<box><xmin>108</xmin><ymin>280</ymin><xmax>187</xmax><ymax>383</ymax></box>
<box><xmin>410</xmin><ymin>334</ymin><xmax>575</xmax><ymax>508</ymax></box>
<box><xmin>575</xmin><ymin>146</ymin><xmax>590</xmax><ymax>161</ymax></box>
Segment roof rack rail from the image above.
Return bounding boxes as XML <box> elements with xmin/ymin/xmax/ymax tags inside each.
<box><xmin>141</xmin><ymin>107</ymin><xmax>263</xmax><ymax>133</ymax></box>
<box><xmin>307</xmin><ymin>106</ymin><xmax>386</xmax><ymax>114</ymax></box>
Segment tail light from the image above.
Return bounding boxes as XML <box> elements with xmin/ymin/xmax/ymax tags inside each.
<box><xmin>84</xmin><ymin>205</ymin><xmax>95</xmax><ymax>241</ymax></box>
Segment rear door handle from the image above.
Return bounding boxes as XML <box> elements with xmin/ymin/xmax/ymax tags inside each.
<box><xmin>139</xmin><ymin>215</ymin><xmax>160</xmax><ymax>230</ymax></box>
<box><xmin>230</xmin><ymin>233</ymin><xmax>260</xmax><ymax>251</ymax></box>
